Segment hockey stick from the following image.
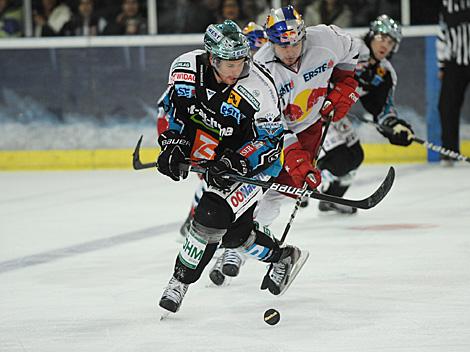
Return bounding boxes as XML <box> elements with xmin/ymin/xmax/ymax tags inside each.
<box><xmin>350</xmin><ymin>113</ymin><xmax>470</xmax><ymax>163</ymax></box>
<box><xmin>133</xmin><ymin>135</ymin><xmax>395</xmax><ymax>210</ymax></box>
<box><xmin>260</xmin><ymin>116</ymin><xmax>333</xmax><ymax>291</ymax></box>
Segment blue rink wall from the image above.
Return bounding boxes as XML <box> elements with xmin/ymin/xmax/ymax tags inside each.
<box><xmin>0</xmin><ymin>35</ymin><xmax>469</xmax><ymax>170</ymax></box>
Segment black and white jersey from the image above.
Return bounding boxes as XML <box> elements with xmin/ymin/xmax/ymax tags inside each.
<box><xmin>164</xmin><ymin>49</ymin><xmax>284</xmax><ymax>177</ymax></box>
<box><xmin>355</xmin><ymin>38</ymin><xmax>398</xmax><ymax>124</ymax></box>
<box><xmin>437</xmin><ymin>0</ymin><xmax>470</xmax><ymax>67</ymax></box>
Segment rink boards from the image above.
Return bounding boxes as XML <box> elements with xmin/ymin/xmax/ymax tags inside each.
<box><xmin>1</xmin><ymin>142</ymin><xmax>470</xmax><ymax>170</ymax></box>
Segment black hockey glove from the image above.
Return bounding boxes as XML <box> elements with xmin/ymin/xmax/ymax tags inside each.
<box><xmin>378</xmin><ymin>116</ymin><xmax>414</xmax><ymax>146</ymax></box>
<box><xmin>157</xmin><ymin>130</ymin><xmax>191</xmax><ymax>181</ymax></box>
<box><xmin>201</xmin><ymin>149</ymin><xmax>251</xmax><ymax>192</ymax></box>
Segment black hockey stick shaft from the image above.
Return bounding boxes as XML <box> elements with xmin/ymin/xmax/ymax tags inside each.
<box><xmin>278</xmin><ymin>115</ymin><xmax>333</xmax><ymax>245</ymax></box>
<box><xmin>260</xmin><ymin>117</ymin><xmax>334</xmax><ymax>290</ymax></box>
<box><xmin>350</xmin><ymin>113</ymin><xmax>470</xmax><ymax>163</ymax></box>
<box><xmin>133</xmin><ymin>136</ymin><xmax>395</xmax><ymax>210</ymax></box>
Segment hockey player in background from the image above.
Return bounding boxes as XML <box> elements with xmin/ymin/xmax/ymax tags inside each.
<box><xmin>301</xmin><ymin>14</ymin><xmax>415</xmax><ymax>214</ymax></box>
<box><xmin>208</xmin><ymin>5</ymin><xmax>361</xmax><ymax>285</ymax></box>
<box><xmin>156</xmin><ymin>20</ymin><xmax>309</xmax><ymax>314</ymax></box>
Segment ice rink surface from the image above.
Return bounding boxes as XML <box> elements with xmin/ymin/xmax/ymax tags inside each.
<box><xmin>1</xmin><ymin>163</ymin><xmax>469</xmax><ymax>352</ymax></box>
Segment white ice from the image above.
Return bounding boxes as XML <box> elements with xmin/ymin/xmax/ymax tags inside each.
<box><xmin>1</xmin><ymin>164</ymin><xmax>470</xmax><ymax>352</ymax></box>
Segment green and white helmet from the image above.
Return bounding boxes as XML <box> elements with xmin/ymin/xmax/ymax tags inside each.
<box><xmin>368</xmin><ymin>14</ymin><xmax>402</xmax><ymax>53</ymax></box>
<box><xmin>204</xmin><ymin>20</ymin><xmax>250</xmax><ymax>60</ymax></box>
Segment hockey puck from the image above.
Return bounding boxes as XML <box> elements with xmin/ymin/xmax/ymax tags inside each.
<box><xmin>263</xmin><ymin>309</ymin><xmax>280</xmax><ymax>325</ymax></box>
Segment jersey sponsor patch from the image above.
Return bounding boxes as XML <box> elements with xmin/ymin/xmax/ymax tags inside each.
<box><xmin>228</xmin><ymin>183</ymin><xmax>259</xmax><ymax>211</ymax></box>
<box><xmin>175</xmin><ymin>84</ymin><xmax>195</xmax><ymax>98</ymax></box>
<box><xmin>170</xmin><ymin>72</ymin><xmax>196</xmax><ymax>84</ymax></box>
<box><xmin>178</xmin><ymin>231</ymin><xmax>208</xmax><ymax>269</ymax></box>
<box><xmin>279</xmin><ymin>79</ymin><xmax>294</xmax><ymax>98</ymax></box>
<box><xmin>191</xmin><ymin>129</ymin><xmax>218</xmax><ymax>160</ymax></box>
<box><xmin>172</xmin><ymin>61</ymin><xmax>191</xmax><ymax>69</ymax></box>
<box><xmin>302</xmin><ymin>60</ymin><xmax>333</xmax><ymax>82</ymax></box>
<box><xmin>236</xmin><ymin>85</ymin><xmax>260</xmax><ymax>111</ymax></box>
<box><xmin>239</xmin><ymin>141</ymin><xmax>263</xmax><ymax>158</ymax></box>
<box><xmin>227</xmin><ymin>90</ymin><xmax>241</xmax><ymax>107</ymax></box>
<box><xmin>220</xmin><ymin>102</ymin><xmax>242</xmax><ymax>123</ymax></box>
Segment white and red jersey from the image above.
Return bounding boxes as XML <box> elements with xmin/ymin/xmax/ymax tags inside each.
<box><xmin>254</xmin><ymin>24</ymin><xmax>359</xmax><ymax>148</ymax></box>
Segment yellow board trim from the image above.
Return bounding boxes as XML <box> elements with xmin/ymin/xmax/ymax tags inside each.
<box><xmin>1</xmin><ymin>142</ymin><xmax>470</xmax><ymax>171</ymax></box>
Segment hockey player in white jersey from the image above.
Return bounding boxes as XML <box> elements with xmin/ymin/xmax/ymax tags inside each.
<box><xmin>208</xmin><ymin>6</ymin><xmax>361</xmax><ymax>286</ymax></box>
<box><xmin>157</xmin><ymin>20</ymin><xmax>309</xmax><ymax>314</ymax></box>
<box><xmin>302</xmin><ymin>15</ymin><xmax>415</xmax><ymax>214</ymax></box>
<box><xmin>253</xmin><ymin>5</ymin><xmax>360</xmax><ymax>227</ymax></box>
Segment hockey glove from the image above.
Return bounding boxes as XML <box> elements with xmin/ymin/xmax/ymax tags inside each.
<box><xmin>321</xmin><ymin>76</ymin><xmax>359</xmax><ymax>122</ymax></box>
<box><xmin>201</xmin><ymin>149</ymin><xmax>251</xmax><ymax>192</ymax></box>
<box><xmin>157</xmin><ymin>130</ymin><xmax>191</xmax><ymax>181</ymax></box>
<box><xmin>379</xmin><ymin>116</ymin><xmax>414</xmax><ymax>146</ymax></box>
<box><xmin>284</xmin><ymin>144</ymin><xmax>321</xmax><ymax>190</ymax></box>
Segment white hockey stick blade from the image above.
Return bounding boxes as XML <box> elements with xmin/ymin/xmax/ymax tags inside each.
<box><xmin>279</xmin><ymin>250</ymin><xmax>310</xmax><ymax>296</ymax></box>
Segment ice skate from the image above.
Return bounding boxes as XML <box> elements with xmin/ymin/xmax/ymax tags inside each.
<box><xmin>261</xmin><ymin>245</ymin><xmax>309</xmax><ymax>296</ymax></box>
<box><xmin>318</xmin><ymin>200</ymin><xmax>357</xmax><ymax>214</ymax></box>
<box><xmin>209</xmin><ymin>248</ymin><xmax>245</xmax><ymax>286</ymax></box>
<box><xmin>209</xmin><ymin>254</ymin><xmax>226</xmax><ymax>286</ymax></box>
<box><xmin>159</xmin><ymin>276</ymin><xmax>189</xmax><ymax>313</ymax></box>
<box><xmin>221</xmin><ymin>248</ymin><xmax>245</xmax><ymax>277</ymax></box>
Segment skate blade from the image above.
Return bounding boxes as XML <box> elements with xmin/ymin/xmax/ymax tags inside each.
<box><xmin>279</xmin><ymin>250</ymin><xmax>310</xmax><ymax>296</ymax></box>
<box><xmin>159</xmin><ymin>308</ymin><xmax>174</xmax><ymax>321</ymax></box>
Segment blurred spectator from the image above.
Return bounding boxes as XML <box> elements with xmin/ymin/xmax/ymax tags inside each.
<box><xmin>61</xmin><ymin>0</ymin><xmax>107</xmax><ymax>36</ymax></box>
<box><xmin>66</xmin><ymin>0</ymin><xmax>118</xmax><ymax>22</ymax></box>
<box><xmin>241</xmin><ymin>0</ymin><xmax>264</xmax><ymax>23</ymax></box>
<box><xmin>157</xmin><ymin>0</ymin><xmax>218</xmax><ymax>33</ymax></box>
<box><xmin>33</xmin><ymin>0</ymin><xmax>72</xmax><ymax>36</ymax></box>
<box><xmin>347</xmin><ymin>0</ymin><xmax>400</xmax><ymax>27</ymax></box>
<box><xmin>217</xmin><ymin>0</ymin><xmax>246</xmax><ymax>28</ymax></box>
<box><xmin>303</xmin><ymin>0</ymin><xmax>352</xmax><ymax>27</ymax></box>
<box><xmin>0</xmin><ymin>0</ymin><xmax>22</xmax><ymax>37</ymax></box>
<box><xmin>103</xmin><ymin>0</ymin><xmax>146</xmax><ymax>35</ymax></box>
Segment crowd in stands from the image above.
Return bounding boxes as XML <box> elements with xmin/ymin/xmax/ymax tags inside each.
<box><xmin>1</xmin><ymin>0</ymin><xmax>438</xmax><ymax>38</ymax></box>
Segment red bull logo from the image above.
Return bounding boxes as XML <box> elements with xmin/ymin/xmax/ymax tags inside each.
<box><xmin>280</xmin><ymin>30</ymin><xmax>298</xmax><ymax>44</ymax></box>
<box><xmin>283</xmin><ymin>87</ymin><xmax>328</xmax><ymax>122</ymax></box>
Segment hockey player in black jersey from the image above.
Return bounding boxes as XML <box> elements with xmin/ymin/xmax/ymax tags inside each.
<box><xmin>157</xmin><ymin>20</ymin><xmax>309</xmax><ymax>314</ymax></box>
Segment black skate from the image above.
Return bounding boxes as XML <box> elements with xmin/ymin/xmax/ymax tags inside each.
<box><xmin>222</xmin><ymin>248</ymin><xmax>245</xmax><ymax>277</ymax></box>
<box><xmin>318</xmin><ymin>200</ymin><xmax>357</xmax><ymax>214</ymax></box>
<box><xmin>209</xmin><ymin>248</ymin><xmax>245</xmax><ymax>286</ymax></box>
<box><xmin>261</xmin><ymin>245</ymin><xmax>309</xmax><ymax>296</ymax></box>
<box><xmin>159</xmin><ymin>276</ymin><xmax>189</xmax><ymax>313</ymax></box>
